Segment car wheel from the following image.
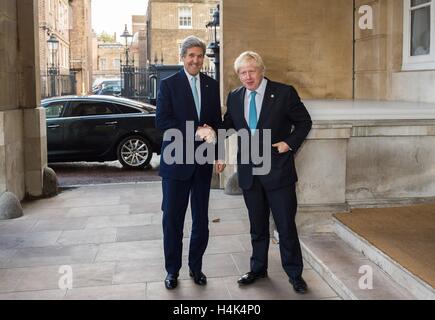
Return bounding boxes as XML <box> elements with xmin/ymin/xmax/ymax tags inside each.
<box><xmin>117</xmin><ymin>135</ymin><xmax>152</xmax><ymax>169</ymax></box>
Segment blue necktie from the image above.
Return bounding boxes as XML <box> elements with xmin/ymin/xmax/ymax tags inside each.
<box><xmin>191</xmin><ymin>76</ymin><xmax>200</xmax><ymax>119</ymax></box>
<box><xmin>249</xmin><ymin>91</ymin><xmax>257</xmax><ymax>135</ymax></box>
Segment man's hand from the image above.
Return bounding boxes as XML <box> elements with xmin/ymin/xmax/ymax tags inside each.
<box><xmin>196</xmin><ymin>124</ymin><xmax>217</xmax><ymax>144</ymax></box>
<box><xmin>215</xmin><ymin>160</ymin><xmax>226</xmax><ymax>173</ymax></box>
<box><xmin>272</xmin><ymin>142</ymin><xmax>291</xmax><ymax>154</ymax></box>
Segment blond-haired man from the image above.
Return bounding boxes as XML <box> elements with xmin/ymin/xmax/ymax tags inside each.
<box><xmin>219</xmin><ymin>51</ymin><xmax>312</xmax><ymax>293</ymax></box>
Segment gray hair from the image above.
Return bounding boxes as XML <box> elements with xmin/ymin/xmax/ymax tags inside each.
<box><xmin>180</xmin><ymin>36</ymin><xmax>206</xmax><ymax>57</ymax></box>
<box><xmin>234</xmin><ymin>51</ymin><xmax>266</xmax><ymax>74</ymax></box>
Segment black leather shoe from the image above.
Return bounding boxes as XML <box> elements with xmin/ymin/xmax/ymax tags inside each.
<box><xmin>164</xmin><ymin>273</ymin><xmax>178</xmax><ymax>290</ymax></box>
<box><xmin>237</xmin><ymin>271</ymin><xmax>268</xmax><ymax>285</ymax></box>
<box><xmin>189</xmin><ymin>270</ymin><xmax>207</xmax><ymax>285</ymax></box>
<box><xmin>289</xmin><ymin>276</ymin><xmax>308</xmax><ymax>294</ymax></box>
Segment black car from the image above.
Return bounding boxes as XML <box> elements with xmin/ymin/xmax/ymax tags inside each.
<box><xmin>42</xmin><ymin>95</ymin><xmax>163</xmax><ymax>169</ymax></box>
<box><xmin>96</xmin><ymin>85</ymin><xmax>121</xmax><ymax>96</ymax></box>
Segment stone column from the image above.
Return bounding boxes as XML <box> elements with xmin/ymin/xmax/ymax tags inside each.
<box><xmin>18</xmin><ymin>0</ymin><xmax>49</xmax><ymax>198</ymax></box>
<box><xmin>1</xmin><ymin>0</ymin><xmax>54</xmax><ymax>219</ymax></box>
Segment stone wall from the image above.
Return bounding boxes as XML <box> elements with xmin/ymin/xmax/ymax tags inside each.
<box><xmin>69</xmin><ymin>0</ymin><xmax>93</xmax><ymax>94</ymax></box>
<box><xmin>221</xmin><ymin>0</ymin><xmax>354</xmax><ymax>100</ymax></box>
<box><xmin>355</xmin><ymin>0</ymin><xmax>435</xmax><ymax>103</ymax></box>
<box><xmin>147</xmin><ymin>0</ymin><xmax>219</xmax><ymax>66</ymax></box>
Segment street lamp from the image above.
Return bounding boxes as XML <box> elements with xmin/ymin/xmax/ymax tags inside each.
<box><xmin>120</xmin><ymin>24</ymin><xmax>134</xmax><ymax>66</ymax></box>
<box><xmin>120</xmin><ymin>24</ymin><xmax>135</xmax><ymax>97</ymax></box>
<box><xmin>206</xmin><ymin>5</ymin><xmax>220</xmax><ymax>81</ymax></box>
<box><xmin>47</xmin><ymin>33</ymin><xmax>59</xmax><ymax>97</ymax></box>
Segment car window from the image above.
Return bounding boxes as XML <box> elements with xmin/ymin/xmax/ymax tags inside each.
<box><xmin>115</xmin><ymin>104</ymin><xmax>143</xmax><ymax>114</ymax></box>
<box><xmin>45</xmin><ymin>102</ymin><xmax>66</xmax><ymax>118</ymax></box>
<box><xmin>69</xmin><ymin>102</ymin><xmax>120</xmax><ymax>117</ymax></box>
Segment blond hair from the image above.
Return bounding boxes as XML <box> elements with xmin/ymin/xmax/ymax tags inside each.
<box><xmin>233</xmin><ymin>51</ymin><xmax>266</xmax><ymax>74</ymax></box>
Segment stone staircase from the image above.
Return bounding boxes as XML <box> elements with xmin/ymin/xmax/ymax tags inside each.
<box><xmin>300</xmin><ymin>217</ymin><xmax>435</xmax><ymax>300</ymax></box>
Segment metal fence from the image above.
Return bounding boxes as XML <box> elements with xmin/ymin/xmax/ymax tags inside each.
<box><xmin>41</xmin><ymin>73</ymin><xmax>77</xmax><ymax>99</ymax></box>
<box><xmin>120</xmin><ymin>65</ymin><xmax>217</xmax><ymax>104</ymax></box>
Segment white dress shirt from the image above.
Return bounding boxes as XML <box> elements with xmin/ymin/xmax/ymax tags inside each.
<box><xmin>244</xmin><ymin>78</ymin><xmax>267</xmax><ymax>125</ymax></box>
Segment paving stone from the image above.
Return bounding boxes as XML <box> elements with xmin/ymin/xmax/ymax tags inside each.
<box><xmin>95</xmin><ymin>240</ymin><xmax>163</xmax><ymax>262</ymax></box>
<box><xmin>57</xmin><ymin>228</ymin><xmax>117</xmax><ymax>245</ymax></box>
<box><xmin>12</xmin><ymin>263</ymin><xmax>116</xmax><ymax>292</ymax></box>
<box><xmin>0</xmin><ymin>183</ymin><xmax>340</xmax><ymax>300</ymax></box>
<box><xmin>64</xmin><ymin>283</ymin><xmax>146</xmax><ymax>300</ymax></box>
<box><xmin>86</xmin><ymin>214</ymin><xmax>153</xmax><ymax>229</ymax></box>
<box><xmin>0</xmin><ymin>231</ymin><xmax>61</xmax><ymax>249</ymax></box>
<box><xmin>225</xmin><ymin>269</ymin><xmax>338</xmax><ymax>300</ymax></box>
<box><xmin>4</xmin><ymin>244</ymin><xmax>99</xmax><ymax>268</ymax></box>
<box><xmin>30</xmin><ymin>217</ymin><xmax>88</xmax><ymax>232</ymax></box>
<box><xmin>146</xmin><ymin>278</ymin><xmax>231</xmax><ymax>300</ymax></box>
<box><xmin>67</xmin><ymin>205</ymin><xmax>130</xmax><ymax>218</ymax></box>
<box><xmin>0</xmin><ymin>289</ymin><xmax>66</xmax><ymax>300</ymax></box>
<box><xmin>0</xmin><ymin>218</ymin><xmax>38</xmax><ymax>235</ymax></box>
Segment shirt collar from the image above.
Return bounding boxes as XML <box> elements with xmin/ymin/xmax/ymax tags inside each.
<box><xmin>247</xmin><ymin>78</ymin><xmax>267</xmax><ymax>97</ymax></box>
<box><xmin>184</xmin><ymin>68</ymin><xmax>200</xmax><ymax>82</ymax></box>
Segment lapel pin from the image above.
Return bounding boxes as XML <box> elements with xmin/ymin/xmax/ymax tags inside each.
<box><xmin>271</xmin><ymin>94</ymin><xmax>275</xmax><ymax>98</ymax></box>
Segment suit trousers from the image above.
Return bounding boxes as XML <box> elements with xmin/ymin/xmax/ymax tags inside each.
<box><xmin>162</xmin><ymin>167</ymin><xmax>211</xmax><ymax>275</ymax></box>
<box><xmin>242</xmin><ymin>176</ymin><xmax>303</xmax><ymax>278</ymax></box>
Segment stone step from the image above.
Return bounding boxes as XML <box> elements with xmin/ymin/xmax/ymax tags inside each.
<box><xmin>333</xmin><ymin>218</ymin><xmax>435</xmax><ymax>300</ymax></box>
<box><xmin>300</xmin><ymin>233</ymin><xmax>415</xmax><ymax>300</ymax></box>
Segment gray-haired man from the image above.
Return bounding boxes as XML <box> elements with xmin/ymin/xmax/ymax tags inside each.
<box><xmin>156</xmin><ymin>36</ymin><xmax>222</xmax><ymax>290</ymax></box>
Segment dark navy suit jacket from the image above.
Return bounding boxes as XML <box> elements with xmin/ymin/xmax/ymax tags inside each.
<box><xmin>156</xmin><ymin>70</ymin><xmax>221</xmax><ymax>181</ymax></box>
<box><xmin>222</xmin><ymin>79</ymin><xmax>312</xmax><ymax>191</ymax></box>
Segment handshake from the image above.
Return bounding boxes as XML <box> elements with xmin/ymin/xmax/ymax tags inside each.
<box><xmin>195</xmin><ymin>124</ymin><xmax>226</xmax><ymax>173</ymax></box>
<box><xmin>195</xmin><ymin>124</ymin><xmax>217</xmax><ymax>144</ymax></box>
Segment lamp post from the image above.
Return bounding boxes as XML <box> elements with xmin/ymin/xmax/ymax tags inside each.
<box><xmin>120</xmin><ymin>24</ymin><xmax>135</xmax><ymax>97</ymax></box>
<box><xmin>206</xmin><ymin>5</ymin><xmax>220</xmax><ymax>82</ymax></box>
<box><xmin>47</xmin><ymin>34</ymin><xmax>59</xmax><ymax>97</ymax></box>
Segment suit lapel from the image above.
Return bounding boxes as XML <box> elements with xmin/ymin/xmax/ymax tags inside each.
<box><xmin>199</xmin><ymin>73</ymin><xmax>208</xmax><ymax>123</ymax></box>
<box><xmin>256</xmin><ymin>80</ymin><xmax>274</xmax><ymax>129</ymax></box>
<box><xmin>237</xmin><ymin>87</ymin><xmax>250</xmax><ymax>131</ymax></box>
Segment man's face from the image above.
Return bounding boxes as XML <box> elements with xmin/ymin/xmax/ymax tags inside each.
<box><xmin>182</xmin><ymin>47</ymin><xmax>205</xmax><ymax>76</ymax></box>
<box><xmin>238</xmin><ymin>61</ymin><xmax>264</xmax><ymax>91</ymax></box>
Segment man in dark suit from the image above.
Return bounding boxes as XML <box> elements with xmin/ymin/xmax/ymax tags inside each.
<box><xmin>218</xmin><ymin>51</ymin><xmax>312</xmax><ymax>293</ymax></box>
<box><xmin>156</xmin><ymin>36</ymin><xmax>221</xmax><ymax>290</ymax></box>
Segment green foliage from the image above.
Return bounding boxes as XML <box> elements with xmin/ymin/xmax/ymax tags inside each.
<box><xmin>97</xmin><ymin>31</ymin><xmax>115</xmax><ymax>43</ymax></box>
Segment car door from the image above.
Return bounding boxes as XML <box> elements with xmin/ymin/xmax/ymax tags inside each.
<box><xmin>44</xmin><ymin>100</ymin><xmax>68</xmax><ymax>158</ymax></box>
<box><xmin>62</xmin><ymin>100</ymin><xmax>122</xmax><ymax>158</ymax></box>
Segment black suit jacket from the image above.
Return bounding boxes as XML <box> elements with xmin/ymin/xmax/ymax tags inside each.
<box><xmin>222</xmin><ymin>79</ymin><xmax>312</xmax><ymax>191</ymax></box>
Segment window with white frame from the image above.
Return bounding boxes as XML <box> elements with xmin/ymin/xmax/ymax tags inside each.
<box><xmin>403</xmin><ymin>0</ymin><xmax>435</xmax><ymax>70</ymax></box>
<box><xmin>179</xmin><ymin>7</ymin><xmax>192</xmax><ymax>29</ymax></box>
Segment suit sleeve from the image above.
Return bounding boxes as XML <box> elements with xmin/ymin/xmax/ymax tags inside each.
<box><xmin>221</xmin><ymin>94</ymin><xmax>235</xmax><ymax>130</ymax></box>
<box><xmin>284</xmin><ymin>86</ymin><xmax>312</xmax><ymax>153</ymax></box>
<box><xmin>215</xmin><ymin>93</ymin><xmax>236</xmax><ymax>161</ymax></box>
<box><xmin>155</xmin><ymin>80</ymin><xmax>180</xmax><ymax>131</ymax></box>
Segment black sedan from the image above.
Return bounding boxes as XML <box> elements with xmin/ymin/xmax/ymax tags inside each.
<box><xmin>42</xmin><ymin>96</ymin><xmax>163</xmax><ymax>169</ymax></box>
